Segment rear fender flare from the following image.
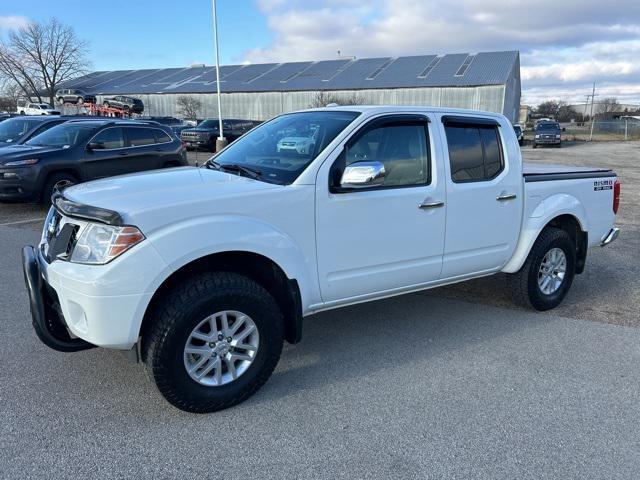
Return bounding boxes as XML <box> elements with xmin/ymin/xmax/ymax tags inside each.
<box><xmin>502</xmin><ymin>193</ymin><xmax>587</xmax><ymax>273</ymax></box>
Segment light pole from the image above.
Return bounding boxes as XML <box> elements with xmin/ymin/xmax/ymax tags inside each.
<box><xmin>588</xmin><ymin>82</ymin><xmax>597</xmax><ymax>141</ymax></box>
<box><xmin>212</xmin><ymin>0</ymin><xmax>227</xmax><ymax>151</ymax></box>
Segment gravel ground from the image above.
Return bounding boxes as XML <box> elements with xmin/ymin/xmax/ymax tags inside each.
<box><xmin>0</xmin><ymin>141</ymin><xmax>639</xmax><ymax>479</ymax></box>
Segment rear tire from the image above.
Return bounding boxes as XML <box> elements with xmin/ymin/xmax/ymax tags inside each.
<box><xmin>507</xmin><ymin>227</ymin><xmax>576</xmax><ymax>311</ymax></box>
<box><xmin>142</xmin><ymin>271</ymin><xmax>284</xmax><ymax>413</ymax></box>
<box><xmin>41</xmin><ymin>172</ymin><xmax>78</xmax><ymax>205</ymax></box>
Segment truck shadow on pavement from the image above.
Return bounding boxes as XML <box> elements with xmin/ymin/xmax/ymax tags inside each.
<box><xmin>255</xmin><ymin>291</ymin><xmax>545</xmax><ymax>404</ymax></box>
<box><xmin>12</xmin><ymin>289</ymin><xmax>545</xmax><ymax>416</ymax></box>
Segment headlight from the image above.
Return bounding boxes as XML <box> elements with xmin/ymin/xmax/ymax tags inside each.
<box><xmin>555</xmin><ymin>134</ymin><xmax>561</xmax><ymax>138</ymax></box>
<box><xmin>70</xmin><ymin>223</ymin><xmax>145</xmax><ymax>264</ymax></box>
<box><xmin>4</xmin><ymin>158</ymin><xmax>39</xmax><ymax>166</ymax></box>
<box><xmin>535</xmin><ymin>134</ymin><xmax>540</xmax><ymax>138</ymax></box>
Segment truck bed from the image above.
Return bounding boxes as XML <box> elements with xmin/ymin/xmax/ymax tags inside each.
<box><xmin>523</xmin><ymin>163</ymin><xmax>616</xmax><ymax>182</ymax></box>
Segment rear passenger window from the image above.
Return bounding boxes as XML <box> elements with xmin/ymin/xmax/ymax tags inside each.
<box><xmin>126</xmin><ymin>127</ymin><xmax>156</xmax><ymax>146</ymax></box>
<box><xmin>479</xmin><ymin>127</ymin><xmax>502</xmax><ymax>179</ymax></box>
<box><xmin>154</xmin><ymin>130</ymin><xmax>172</xmax><ymax>143</ymax></box>
<box><xmin>445</xmin><ymin>124</ymin><xmax>504</xmax><ymax>182</ymax></box>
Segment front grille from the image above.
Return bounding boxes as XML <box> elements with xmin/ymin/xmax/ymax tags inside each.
<box><xmin>42</xmin><ymin>211</ymin><xmax>79</xmax><ymax>262</ymax></box>
<box><xmin>181</xmin><ymin>132</ymin><xmax>202</xmax><ymax>139</ymax></box>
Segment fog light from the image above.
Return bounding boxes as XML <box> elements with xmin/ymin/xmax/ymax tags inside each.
<box><xmin>67</xmin><ymin>300</ymin><xmax>88</xmax><ymax>333</ymax></box>
<box><xmin>2</xmin><ymin>172</ymin><xmax>19</xmax><ymax>179</ymax></box>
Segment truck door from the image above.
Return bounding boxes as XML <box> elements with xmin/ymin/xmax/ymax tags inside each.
<box><xmin>315</xmin><ymin>114</ymin><xmax>446</xmax><ymax>303</ymax></box>
<box><xmin>439</xmin><ymin>115</ymin><xmax>523</xmax><ymax>278</ymax></box>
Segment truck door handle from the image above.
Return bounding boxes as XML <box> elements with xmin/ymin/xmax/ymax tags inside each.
<box><xmin>418</xmin><ymin>201</ymin><xmax>445</xmax><ymax>209</ymax></box>
<box><xmin>118</xmin><ymin>151</ymin><xmax>129</xmax><ymax>156</ymax></box>
<box><xmin>496</xmin><ymin>193</ymin><xmax>517</xmax><ymax>201</ymax></box>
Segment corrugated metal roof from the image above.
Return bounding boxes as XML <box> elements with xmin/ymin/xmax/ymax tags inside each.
<box><xmin>61</xmin><ymin>51</ymin><xmax>518</xmax><ymax>95</ymax></box>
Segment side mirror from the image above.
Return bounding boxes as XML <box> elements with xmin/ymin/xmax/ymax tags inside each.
<box><xmin>340</xmin><ymin>161</ymin><xmax>386</xmax><ymax>189</ymax></box>
<box><xmin>87</xmin><ymin>141</ymin><xmax>104</xmax><ymax>151</ymax></box>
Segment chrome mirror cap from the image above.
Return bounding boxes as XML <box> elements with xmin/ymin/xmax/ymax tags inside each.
<box><xmin>340</xmin><ymin>161</ymin><xmax>386</xmax><ymax>189</ymax></box>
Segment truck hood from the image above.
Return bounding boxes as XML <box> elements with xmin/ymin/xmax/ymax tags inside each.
<box><xmin>62</xmin><ymin>167</ymin><xmax>282</xmax><ymax>230</ymax></box>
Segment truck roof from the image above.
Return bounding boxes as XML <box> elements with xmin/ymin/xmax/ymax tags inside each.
<box><xmin>298</xmin><ymin>105</ymin><xmax>505</xmax><ymax>120</ymax></box>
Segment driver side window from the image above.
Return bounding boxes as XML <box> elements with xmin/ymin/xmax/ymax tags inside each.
<box><xmin>345</xmin><ymin>123</ymin><xmax>430</xmax><ymax>188</ymax></box>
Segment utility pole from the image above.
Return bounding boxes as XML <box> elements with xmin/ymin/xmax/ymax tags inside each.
<box><xmin>588</xmin><ymin>82</ymin><xmax>597</xmax><ymax>141</ymax></box>
<box><xmin>212</xmin><ymin>0</ymin><xmax>227</xmax><ymax>151</ymax></box>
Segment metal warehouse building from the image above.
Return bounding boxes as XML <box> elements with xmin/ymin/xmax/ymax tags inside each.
<box><xmin>62</xmin><ymin>50</ymin><xmax>521</xmax><ymax>123</ymax></box>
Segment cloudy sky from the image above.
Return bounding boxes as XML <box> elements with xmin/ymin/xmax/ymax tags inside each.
<box><xmin>2</xmin><ymin>0</ymin><xmax>639</xmax><ymax>106</ymax></box>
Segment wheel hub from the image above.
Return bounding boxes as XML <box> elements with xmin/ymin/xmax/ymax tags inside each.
<box><xmin>537</xmin><ymin>247</ymin><xmax>567</xmax><ymax>295</ymax></box>
<box><xmin>183</xmin><ymin>310</ymin><xmax>259</xmax><ymax>387</ymax></box>
<box><xmin>212</xmin><ymin>340</ymin><xmax>230</xmax><ymax>356</ymax></box>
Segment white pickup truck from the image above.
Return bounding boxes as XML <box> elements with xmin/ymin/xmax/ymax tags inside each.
<box><xmin>16</xmin><ymin>101</ymin><xmax>61</xmax><ymax>116</ymax></box>
<box><xmin>22</xmin><ymin>106</ymin><xmax>620</xmax><ymax>413</ymax></box>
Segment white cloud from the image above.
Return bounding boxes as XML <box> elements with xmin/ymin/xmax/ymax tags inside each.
<box><xmin>0</xmin><ymin>15</ymin><xmax>29</xmax><ymax>33</ymax></box>
<box><xmin>242</xmin><ymin>0</ymin><xmax>640</xmax><ymax>105</ymax></box>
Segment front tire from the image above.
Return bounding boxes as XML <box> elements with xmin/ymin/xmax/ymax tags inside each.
<box><xmin>41</xmin><ymin>172</ymin><xmax>77</xmax><ymax>205</ymax></box>
<box><xmin>142</xmin><ymin>272</ymin><xmax>284</xmax><ymax>413</ymax></box>
<box><xmin>507</xmin><ymin>227</ymin><xmax>576</xmax><ymax>311</ymax></box>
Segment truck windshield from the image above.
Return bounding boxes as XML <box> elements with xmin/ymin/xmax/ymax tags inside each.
<box><xmin>25</xmin><ymin>123</ymin><xmax>95</xmax><ymax>148</ymax></box>
<box><xmin>208</xmin><ymin>111</ymin><xmax>360</xmax><ymax>185</ymax></box>
<box><xmin>197</xmin><ymin>120</ymin><xmax>218</xmax><ymax>129</ymax></box>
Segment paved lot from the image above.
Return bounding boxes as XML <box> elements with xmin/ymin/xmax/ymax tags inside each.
<box><xmin>1</xmin><ymin>141</ymin><xmax>639</xmax><ymax>479</ymax></box>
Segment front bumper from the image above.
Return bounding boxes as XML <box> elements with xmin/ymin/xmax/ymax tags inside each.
<box><xmin>22</xmin><ymin>239</ymin><xmax>165</xmax><ymax>350</ymax></box>
<box><xmin>22</xmin><ymin>246</ymin><xmax>94</xmax><ymax>351</ymax></box>
<box><xmin>0</xmin><ymin>167</ymin><xmax>39</xmax><ymax>200</ymax></box>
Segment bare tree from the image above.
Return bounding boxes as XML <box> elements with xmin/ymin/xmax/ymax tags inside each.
<box><xmin>535</xmin><ymin>100</ymin><xmax>561</xmax><ymax>118</ymax></box>
<box><xmin>0</xmin><ymin>18</ymin><xmax>90</xmax><ymax>106</ymax></box>
<box><xmin>598</xmin><ymin>97</ymin><xmax>620</xmax><ymax>118</ymax></box>
<box><xmin>309</xmin><ymin>90</ymin><xmax>366</xmax><ymax>108</ymax></box>
<box><xmin>0</xmin><ymin>81</ymin><xmax>22</xmax><ymax>111</ymax></box>
<box><xmin>176</xmin><ymin>95</ymin><xmax>202</xmax><ymax>120</ymax></box>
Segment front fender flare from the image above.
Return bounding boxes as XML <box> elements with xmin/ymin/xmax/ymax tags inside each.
<box><xmin>144</xmin><ymin>214</ymin><xmax>317</xmax><ymax>306</ymax></box>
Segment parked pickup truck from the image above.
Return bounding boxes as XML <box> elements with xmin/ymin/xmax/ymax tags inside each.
<box><xmin>22</xmin><ymin>106</ymin><xmax>620</xmax><ymax>413</ymax></box>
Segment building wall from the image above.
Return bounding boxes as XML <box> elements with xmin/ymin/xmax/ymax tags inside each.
<box><xmin>94</xmin><ymin>84</ymin><xmax>513</xmax><ymax>122</ymax></box>
<box><xmin>502</xmin><ymin>55</ymin><xmax>521</xmax><ymax>124</ymax></box>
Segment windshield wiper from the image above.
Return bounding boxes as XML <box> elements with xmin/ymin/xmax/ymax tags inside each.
<box><xmin>207</xmin><ymin>160</ymin><xmax>262</xmax><ymax>180</ymax></box>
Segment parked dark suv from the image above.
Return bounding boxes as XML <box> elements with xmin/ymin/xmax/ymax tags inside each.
<box><xmin>0</xmin><ymin>116</ymin><xmax>69</xmax><ymax>145</ymax></box>
<box><xmin>56</xmin><ymin>89</ymin><xmax>96</xmax><ymax>105</ymax></box>
<box><xmin>0</xmin><ymin>119</ymin><xmax>187</xmax><ymax>203</ymax></box>
<box><xmin>103</xmin><ymin>96</ymin><xmax>144</xmax><ymax>114</ymax></box>
<box><xmin>180</xmin><ymin>118</ymin><xmax>261</xmax><ymax>151</ymax></box>
<box><xmin>136</xmin><ymin>116</ymin><xmax>190</xmax><ymax>135</ymax></box>
<box><xmin>533</xmin><ymin>121</ymin><xmax>562</xmax><ymax>148</ymax></box>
